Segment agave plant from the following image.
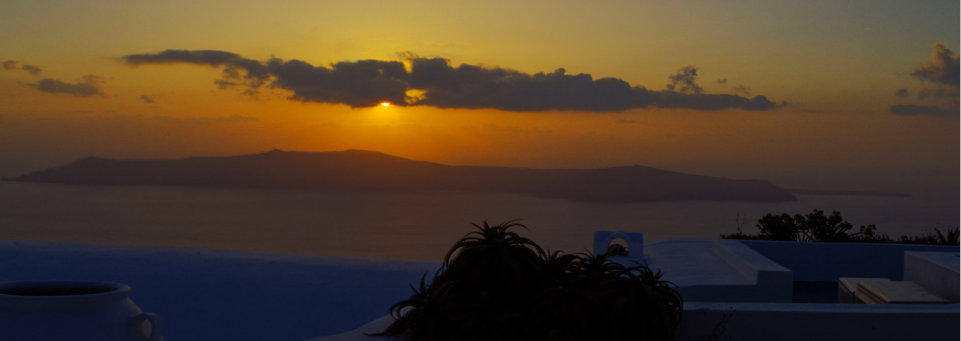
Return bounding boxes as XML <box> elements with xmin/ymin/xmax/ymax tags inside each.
<box><xmin>531</xmin><ymin>284</ymin><xmax>604</xmax><ymax>340</ymax></box>
<box><xmin>554</xmin><ymin>253</ymin><xmax>683</xmax><ymax>340</ymax></box>
<box><xmin>378</xmin><ymin>220</ymin><xmax>683</xmax><ymax>340</ymax></box>
<box><xmin>605</xmin><ymin>264</ymin><xmax>684</xmax><ymax>340</ymax></box>
<box><xmin>542</xmin><ymin>250</ymin><xmax>580</xmax><ymax>284</ymax></box>
<box><xmin>435</xmin><ymin>220</ymin><xmax>547</xmax><ymax>300</ymax></box>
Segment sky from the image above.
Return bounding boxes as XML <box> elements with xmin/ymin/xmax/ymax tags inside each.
<box><xmin>1</xmin><ymin>0</ymin><xmax>958</xmax><ymax>195</ymax></box>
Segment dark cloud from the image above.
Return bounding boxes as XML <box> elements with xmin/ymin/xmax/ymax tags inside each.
<box><xmin>121</xmin><ymin>49</ymin><xmax>779</xmax><ymax>112</ymax></box>
<box><xmin>911</xmin><ymin>44</ymin><xmax>959</xmax><ymax>86</ymax></box>
<box><xmin>140</xmin><ymin>95</ymin><xmax>156</xmax><ymax>103</ymax></box>
<box><xmin>124</xmin><ymin>50</ymin><xmax>270</xmax><ymax>91</ymax></box>
<box><xmin>31</xmin><ymin>75</ymin><xmax>104</xmax><ymax>97</ymax></box>
<box><xmin>653</xmin><ymin>92</ymin><xmax>776</xmax><ymax>111</ymax></box>
<box><xmin>266</xmin><ymin>58</ymin><xmax>408</xmax><ymax>107</ymax></box>
<box><xmin>733</xmin><ymin>85</ymin><xmax>751</xmax><ymax>96</ymax></box>
<box><xmin>2</xmin><ymin>60</ymin><xmax>42</xmax><ymax>75</ymax></box>
<box><xmin>917</xmin><ymin>87</ymin><xmax>957</xmax><ymax>100</ymax></box>
<box><xmin>889</xmin><ymin>44</ymin><xmax>959</xmax><ymax>117</ymax></box>
<box><xmin>889</xmin><ymin>104</ymin><xmax>957</xmax><ymax>117</ymax></box>
<box><xmin>408</xmin><ymin>60</ymin><xmax>644</xmax><ymax>111</ymax></box>
<box><xmin>123</xmin><ymin>50</ymin><xmax>241</xmax><ymax>66</ymax></box>
<box><xmin>409</xmin><ymin>59</ymin><xmax>778</xmax><ymax>111</ymax></box>
<box><xmin>666</xmin><ymin>66</ymin><xmax>702</xmax><ymax>94</ymax></box>
<box><xmin>20</xmin><ymin>64</ymin><xmax>42</xmax><ymax>75</ymax></box>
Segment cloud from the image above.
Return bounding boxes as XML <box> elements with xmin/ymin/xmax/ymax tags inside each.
<box><xmin>267</xmin><ymin>58</ymin><xmax>408</xmax><ymax>107</ymax></box>
<box><xmin>2</xmin><ymin>60</ymin><xmax>42</xmax><ymax>75</ymax></box>
<box><xmin>125</xmin><ymin>50</ymin><xmax>271</xmax><ymax>92</ymax></box>
<box><xmin>890</xmin><ymin>44</ymin><xmax>959</xmax><ymax>117</ymax></box>
<box><xmin>121</xmin><ymin>49</ymin><xmax>779</xmax><ymax>112</ymax></box>
<box><xmin>408</xmin><ymin>60</ymin><xmax>642</xmax><ymax>111</ymax></box>
<box><xmin>30</xmin><ymin>75</ymin><xmax>104</xmax><ymax>97</ymax></box>
<box><xmin>407</xmin><ymin>58</ymin><xmax>777</xmax><ymax>111</ymax></box>
<box><xmin>651</xmin><ymin>92</ymin><xmax>776</xmax><ymax>111</ymax></box>
<box><xmin>140</xmin><ymin>95</ymin><xmax>156</xmax><ymax>103</ymax></box>
<box><xmin>889</xmin><ymin>104</ymin><xmax>956</xmax><ymax>117</ymax></box>
<box><xmin>20</xmin><ymin>64</ymin><xmax>42</xmax><ymax>75</ymax></box>
<box><xmin>911</xmin><ymin>43</ymin><xmax>959</xmax><ymax>86</ymax></box>
<box><xmin>733</xmin><ymin>85</ymin><xmax>751</xmax><ymax>96</ymax></box>
<box><xmin>716</xmin><ymin>78</ymin><xmax>727</xmax><ymax>84</ymax></box>
<box><xmin>666</xmin><ymin>66</ymin><xmax>702</xmax><ymax>94</ymax></box>
<box><xmin>917</xmin><ymin>87</ymin><xmax>957</xmax><ymax>100</ymax></box>
<box><xmin>123</xmin><ymin>50</ymin><xmax>242</xmax><ymax>66</ymax></box>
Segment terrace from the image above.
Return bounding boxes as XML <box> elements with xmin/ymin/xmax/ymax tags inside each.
<box><xmin>645</xmin><ymin>237</ymin><xmax>959</xmax><ymax>340</ymax></box>
<box><xmin>2</xmin><ymin>231</ymin><xmax>957</xmax><ymax>340</ymax></box>
<box><xmin>325</xmin><ymin>231</ymin><xmax>959</xmax><ymax>340</ymax></box>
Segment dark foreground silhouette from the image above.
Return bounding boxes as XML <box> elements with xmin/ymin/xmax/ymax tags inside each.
<box><xmin>3</xmin><ymin>149</ymin><xmax>795</xmax><ymax>203</ymax></box>
<box><xmin>376</xmin><ymin>221</ymin><xmax>682</xmax><ymax>340</ymax></box>
<box><xmin>722</xmin><ymin>209</ymin><xmax>960</xmax><ymax>245</ymax></box>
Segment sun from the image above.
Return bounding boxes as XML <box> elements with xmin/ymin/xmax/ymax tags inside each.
<box><xmin>379</xmin><ymin>101</ymin><xmax>391</xmax><ymax>107</ymax></box>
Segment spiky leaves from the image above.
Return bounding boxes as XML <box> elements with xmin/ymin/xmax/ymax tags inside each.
<box><xmin>377</xmin><ymin>220</ymin><xmax>683</xmax><ymax>340</ymax></box>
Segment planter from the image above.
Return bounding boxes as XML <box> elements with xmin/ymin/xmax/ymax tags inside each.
<box><xmin>0</xmin><ymin>281</ymin><xmax>162</xmax><ymax>340</ymax></box>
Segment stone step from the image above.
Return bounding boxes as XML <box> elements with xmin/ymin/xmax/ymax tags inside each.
<box><xmin>839</xmin><ymin>277</ymin><xmax>947</xmax><ymax>304</ymax></box>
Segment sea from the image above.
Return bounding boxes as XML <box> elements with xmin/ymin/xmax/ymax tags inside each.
<box><xmin>0</xmin><ymin>181</ymin><xmax>957</xmax><ymax>261</ymax></box>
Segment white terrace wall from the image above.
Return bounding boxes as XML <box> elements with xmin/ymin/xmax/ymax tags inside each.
<box><xmin>678</xmin><ymin>301</ymin><xmax>960</xmax><ymax>341</ymax></box>
<box><xmin>904</xmin><ymin>251</ymin><xmax>960</xmax><ymax>302</ymax></box>
<box><xmin>740</xmin><ymin>240</ymin><xmax>959</xmax><ymax>281</ymax></box>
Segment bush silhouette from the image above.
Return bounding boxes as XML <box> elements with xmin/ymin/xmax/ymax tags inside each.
<box><xmin>723</xmin><ymin>209</ymin><xmax>959</xmax><ymax>245</ymax></box>
<box><xmin>755</xmin><ymin>213</ymin><xmax>797</xmax><ymax>241</ymax></box>
<box><xmin>377</xmin><ymin>220</ymin><xmax>682</xmax><ymax>340</ymax></box>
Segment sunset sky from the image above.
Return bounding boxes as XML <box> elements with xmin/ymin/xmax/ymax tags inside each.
<box><xmin>1</xmin><ymin>0</ymin><xmax>958</xmax><ymax>194</ymax></box>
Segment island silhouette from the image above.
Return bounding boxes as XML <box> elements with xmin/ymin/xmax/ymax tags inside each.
<box><xmin>3</xmin><ymin>149</ymin><xmax>797</xmax><ymax>203</ymax></box>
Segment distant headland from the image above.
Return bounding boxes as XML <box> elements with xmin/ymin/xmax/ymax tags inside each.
<box><xmin>3</xmin><ymin>149</ymin><xmax>798</xmax><ymax>203</ymax></box>
<box><xmin>785</xmin><ymin>188</ymin><xmax>911</xmax><ymax>198</ymax></box>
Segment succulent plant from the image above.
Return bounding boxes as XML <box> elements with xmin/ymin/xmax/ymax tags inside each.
<box><xmin>375</xmin><ymin>220</ymin><xmax>682</xmax><ymax>340</ymax></box>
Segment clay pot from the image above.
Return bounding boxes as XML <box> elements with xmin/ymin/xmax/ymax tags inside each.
<box><xmin>0</xmin><ymin>281</ymin><xmax>162</xmax><ymax>340</ymax></box>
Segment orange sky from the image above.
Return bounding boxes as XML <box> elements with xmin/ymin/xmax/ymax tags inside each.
<box><xmin>0</xmin><ymin>0</ymin><xmax>958</xmax><ymax>195</ymax></box>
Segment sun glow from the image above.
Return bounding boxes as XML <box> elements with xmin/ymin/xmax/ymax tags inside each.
<box><xmin>379</xmin><ymin>102</ymin><xmax>391</xmax><ymax>107</ymax></box>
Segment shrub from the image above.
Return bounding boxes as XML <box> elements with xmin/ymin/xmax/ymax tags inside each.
<box><xmin>376</xmin><ymin>220</ymin><xmax>682</xmax><ymax>340</ymax></box>
<box><xmin>754</xmin><ymin>213</ymin><xmax>797</xmax><ymax>241</ymax></box>
<box><xmin>794</xmin><ymin>210</ymin><xmax>853</xmax><ymax>242</ymax></box>
<box><xmin>723</xmin><ymin>209</ymin><xmax>960</xmax><ymax>245</ymax></box>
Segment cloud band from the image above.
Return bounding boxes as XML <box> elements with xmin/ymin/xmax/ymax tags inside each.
<box><xmin>123</xmin><ymin>49</ymin><xmax>778</xmax><ymax>112</ymax></box>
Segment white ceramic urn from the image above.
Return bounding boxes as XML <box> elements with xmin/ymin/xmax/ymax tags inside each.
<box><xmin>0</xmin><ymin>281</ymin><xmax>162</xmax><ymax>340</ymax></box>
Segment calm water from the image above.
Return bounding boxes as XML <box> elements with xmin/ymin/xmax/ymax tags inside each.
<box><xmin>0</xmin><ymin>182</ymin><xmax>957</xmax><ymax>260</ymax></box>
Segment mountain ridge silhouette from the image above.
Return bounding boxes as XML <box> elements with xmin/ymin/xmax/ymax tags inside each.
<box><xmin>4</xmin><ymin>149</ymin><xmax>797</xmax><ymax>203</ymax></box>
